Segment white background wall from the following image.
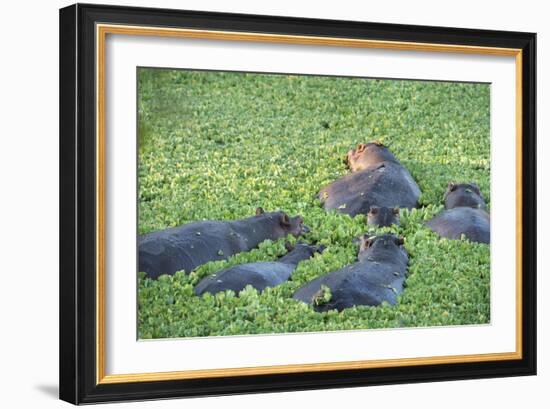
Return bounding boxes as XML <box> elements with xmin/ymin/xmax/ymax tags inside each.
<box><xmin>0</xmin><ymin>0</ymin><xmax>546</xmax><ymax>407</ymax></box>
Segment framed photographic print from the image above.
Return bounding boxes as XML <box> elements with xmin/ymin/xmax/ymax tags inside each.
<box><xmin>59</xmin><ymin>3</ymin><xmax>536</xmax><ymax>404</ymax></box>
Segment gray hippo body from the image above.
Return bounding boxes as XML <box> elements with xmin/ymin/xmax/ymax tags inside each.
<box><xmin>293</xmin><ymin>234</ymin><xmax>408</xmax><ymax>312</ymax></box>
<box><xmin>139</xmin><ymin>209</ymin><xmax>307</xmax><ymax>279</ymax></box>
<box><xmin>426</xmin><ymin>207</ymin><xmax>490</xmax><ymax>244</ymax></box>
<box><xmin>319</xmin><ymin>143</ymin><xmax>421</xmax><ymax>217</ymax></box>
<box><xmin>194</xmin><ymin>243</ymin><xmax>323</xmax><ymax>295</ymax></box>
<box><xmin>426</xmin><ymin>182</ymin><xmax>490</xmax><ymax>244</ymax></box>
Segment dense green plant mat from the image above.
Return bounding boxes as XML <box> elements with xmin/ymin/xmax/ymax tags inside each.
<box><xmin>137</xmin><ymin>68</ymin><xmax>490</xmax><ymax>339</ymax></box>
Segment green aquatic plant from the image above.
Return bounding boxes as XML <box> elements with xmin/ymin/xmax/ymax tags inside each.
<box><xmin>137</xmin><ymin>68</ymin><xmax>490</xmax><ymax>339</ymax></box>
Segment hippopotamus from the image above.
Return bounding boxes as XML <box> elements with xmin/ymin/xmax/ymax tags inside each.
<box><xmin>319</xmin><ymin>142</ymin><xmax>421</xmax><ymax>217</ymax></box>
<box><xmin>426</xmin><ymin>182</ymin><xmax>490</xmax><ymax>244</ymax></box>
<box><xmin>367</xmin><ymin>206</ymin><xmax>400</xmax><ymax>227</ymax></box>
<box><xmin>444</xmin><ymin>182</ymin><xmax>487</xmax><ymax>210</ymax></box>
<box><xmin>194</xmin><ymin>242</ymin><xmax>324</xmax><ymax>296</ymax></box>
<box><xmin>139</xmin><ymin>208</ymin><xmax>309</xmax><ymax>279</ymax></box>
<box><xmin>293</xmin><ymin>233</ymin><xmax>408</xmax><ymax>312</ymax></box>
<box><xmin>426</xmin><ymin>208</ymin><xmax>490</xmax><ymax>244</ymax></box>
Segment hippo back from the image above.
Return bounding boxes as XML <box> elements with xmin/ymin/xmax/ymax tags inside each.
<box><xmin>194</xmin><ymin>262</ymin><xmax>295</xmax><ymax>295</ymax></box>
<box><xmin>194</xmin><ymin>242</ymin><xmax>321</xmax><ymax>295</ymax></box>
<box><xmin>319</xmin><ymin>161</ymin><xmax>421</xmax><ymax>217</ymax></box>
<box><xmin>293</xmin><ymin>256</ymin><xmax>408</xmax><ymax>312</ymax></box>
<box><xmin>426</xmin><ymin>207</ymin><xmax>490</xmax><ymax>244</ymax></box>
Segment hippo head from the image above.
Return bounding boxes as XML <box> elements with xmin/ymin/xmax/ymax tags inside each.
<box><xmin>279</xmin><ymin>241</ymin><xmax>324</xmax><ymax>264</ymax></box>
<box><xmin>280</xmin><ymin>212</ymin><xmax>309</xmax><ymax>237</ymax></box>
<box><xmin>367</xmin><ymin>206</ymin><xmax>400</xmax><ymax>227</ymax></box>
<box><xmin>285</xmin><ymin>241</ymin><xmax>325</xmax><ymax>257</ymax></box>
<box><xmin>443</xmin><ymin>182</ymin><xmax>487</xmax><ymax>210</ymax></box>
<box><xmin>256</xmin><ymin>207</ymin><xmax>309</xmax><ymax>237</ymax></box>
<box><xmin>346</xmin><ymin>141</ymin><xmax>398</xmax><ymax>172</ymax></box>
<box><xmin>357</xmin><ymin>233</ymin><xmax>407</xmax><ymax>263</ymax></box>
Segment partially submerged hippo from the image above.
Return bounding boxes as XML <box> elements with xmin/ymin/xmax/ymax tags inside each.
<box><xmin>293</xmin><ymin>233</ymin><xmax>408</xmax><ymax>312</ymax></box>
<box><xmin>426</xmin><ymin>182</ymin><xmax>490</xmax><ymax>244</ymax></box>
<box><xmin>139</xmin><ymin>208</ymin><xmax>308</xmax><ymax>279</ymax></box>
<box><xmin>367</xmin><ymin>206</ymin><xmax>400</xmax><ymax>227</ymax></box>
<box><xmin>426</xmin><ymin>208</ymin><xmax>490</xmax><ymax>244</ymax></box>
<box><xmin>319</xmin><ymin>142</ymin><xmax>421</xmax><ymax>217</ymax></box>
<box><xmin>194</xmin><ymin>242</ymin><xmax>324</xmax><ymax>296</ymax></box>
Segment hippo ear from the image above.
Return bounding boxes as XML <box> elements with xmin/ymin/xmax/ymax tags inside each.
<box><xmin>448</xmin><ymin>182</ymin><xmax>457</xmax><ymax>192</ymax></box>
<box><xmin>395</xmin><ymin>236</ymin><xmax>405</xmax><ymax>246</ymax></box>
<box><xmin>284</xmin><ymin>241</ymin><xmax>294</xmax><ymax>252</ymax></box>
<box><xmin>393</xmin><ymin>207</ymin><xmax>400</xmax><ymax>215</ymax></box>
<box><xmin>369</xmin><ymin>206</ymin><xmax>379</xmax><ymax>215</ymax></box>
<box><xmin>280</xmin><ymin>213</ymin><xmax>291</xmax><ymax>226</ymax></box>
<box><xmin>360</xmin><ymin>234</ymin><xmax>374</xmax><ymax>248</ymax></box>
<box><xmin>373</xmin><ymin>140</ymin><xmax>384</xmax><ymax>147</ymax></box>
<box><xmin>356</xmin><ymin>143</ymin><xmax>367</xmax><ymax>153</ymax></box>
<box><xmin>353</xmin><ymin>234</ymin><xmax>368</xmax><ymax>246</ymax></box>
<box><xmin>255</xmin><ymin>207</ymin><xmax>265</xmax><ymax>215</ymax></box>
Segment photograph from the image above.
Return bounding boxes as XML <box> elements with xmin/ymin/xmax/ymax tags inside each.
<box><xmin>136</xmin><ymin>68</ymin><xmax>491</xmax><ymax>339</ymax></box>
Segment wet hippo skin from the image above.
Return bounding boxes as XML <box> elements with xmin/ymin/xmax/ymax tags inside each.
<box><xmin>194</xmin><ymin>243</ymin><xmax>324</xmax><ymax>295</ymax></box>
<box><xmin>293</xmin><ymin>234</ymin><xmax>408</xmax><ymax>312</ymax></box>
<box><xmin>319</xmin><ymin>142</ymin><xmax>421</xmax><ymax>217</ymax></box>
<box><xmin>426</xmin><ymin>207</ymin><xmax>490</xmax><ymax>243</ymax></box>
<box><xmin>426</xmin><ymin>182</ymin><xmax>490</xmax><ymax>244</ymax></box>
<box><xmin>139</xmin><ymin>208</ymin><xmax>308</xmax><ymax>279</ymax></box>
